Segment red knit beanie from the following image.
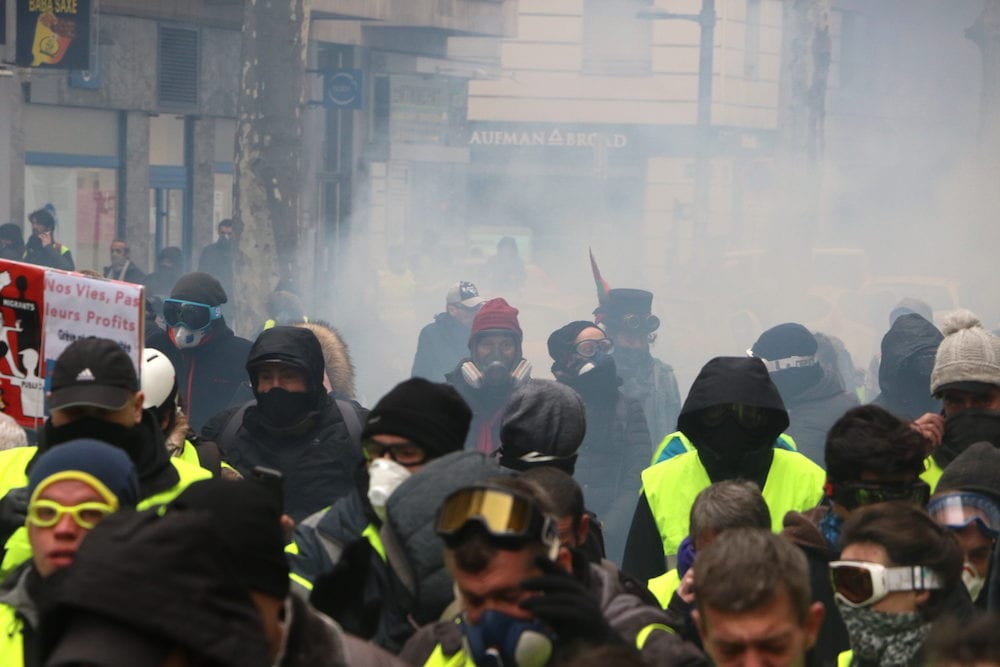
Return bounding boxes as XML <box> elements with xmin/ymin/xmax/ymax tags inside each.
<box><xmin>470</xmin><ymin>298</ymin><xmax>523</xmax><ymax>343</ymax></box>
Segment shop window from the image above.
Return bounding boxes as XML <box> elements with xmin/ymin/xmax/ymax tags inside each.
<box><xmin>158</xmin><ymin>26</ymin><xmax>199</xmax><ymax>107</ymax></box>
<box><xmin>583</xmin><ymin>0</ymin><xmax>652</xmax><ymax>76</ymax></box>
<box><xmin>24</xmin><ymin>167</ymin><xmax>118</xmax><ymax>273</ymax></box>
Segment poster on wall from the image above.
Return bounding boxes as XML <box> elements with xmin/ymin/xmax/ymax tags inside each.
<box><xmin>15</xmin><ymin>0</ymin><xmax>92</xmax><ymax>69</ymax></box>
<box><xmin>0</xmin><ymin>260</ymin><xmax>143</xmax><ymax>429</ymax></box>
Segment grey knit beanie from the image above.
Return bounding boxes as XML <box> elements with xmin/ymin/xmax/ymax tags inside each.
<box><xmin>930</xmin><ymin>310</ymin><xmax>1000</xmax><ymax>395</ymax></box>
<box><xmin>498</xmin><ymin>379</ymin><xmax>586</xmax><ymax>474</ymax></box>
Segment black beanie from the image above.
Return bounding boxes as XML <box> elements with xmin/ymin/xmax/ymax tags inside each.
<box><xmin>499</xmin><ymin>379</ymin><xmax>586</xmax><ymax>474</ymax></box>
<box><xmin>363</xmin><ymin>378</ymin><xmax>472</xmax><ymax>459</ymax></box>
<box><xmin>547</xmin><ymin>321</ymin><xmax>596</xmax><ymax>362</ymax></box>
<box><xmin>752</xmin><ymin>322</ymin><xmax>818</xmax><ymax>360</ymax></box>
<box><xmin>170</xmin><ymin>272</ymin><xmax>228</xmax><ymax>306</ymax></box>
<box><xmin>936</xmin><ymin>441</ymin><xmax>1000</xmax><ymax>505</ymax></box>
<box><xmin>169</xmin><ymin>479</ymin><xmax>289</xmax><ymax>599</ymax></box>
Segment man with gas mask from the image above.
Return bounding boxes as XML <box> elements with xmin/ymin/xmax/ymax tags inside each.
<box><xmin>547</xmin><ymin>321</ymin><xmax>651</xmax><ymax>564</ymax></box>
<box><xmin>0</xmin><ymin>337</ymin><xmax>209</xmax><ymax>575</ymax></box>
<box><xmin>203</xmin><ymin>326</ymin><xmax>363</xmax><ymax>521</ymax></box>
<box><xmin>623</xmin><ymin>356</ymin><xmax>825</xmax><ymax>583</ymax></box>
<box><xmin>595</xmin><ymin>288</ymin><xmax>681</xmax><ymax>447</ymax></box>
<box><xmin>147</xmin><ymin>271</ymin><xmax>253</xmax><ymax>432</ymax></box>
<box><xmin>446</xmin><ymin>298</ymin><xmax>531</xmax><ymax>454</ymax></box>
<box><xmin>287</xmin><ymin>378</ymin><xmax>471</xmax><ymax>645</ymax></box>
<box><xmin>924</xmin><ymin>310</ymin><xmax>1000</xmax><ymax>489</ymax></box>
<box><xmin>400</xmin><ymin>479</ymin><xmax>707</xmax><ymax>667</ymax></box>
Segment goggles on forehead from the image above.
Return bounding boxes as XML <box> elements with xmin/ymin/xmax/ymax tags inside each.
<box><xmin>27</xmin><ymin>499</ymin><xmax>116</xmax><ymax>530</ymax></box>
<box><xmin>827</xmin><ymin>480</ymin><xmax>930</xmax><ymax>512</ymax></box>
<box><xmin>927</xmin><ymin>492</ymin><xmax>1000</xmax><ymax>539</ymax></box>
<box><xmin>436</xmin><ymin>486</ymin><xmax>559</xmax><ymax>554</ymax></box>
<box><xmin>699</xmin><ymin>403</ymin><xmax>768</xmax><ymax>430</ymax></box>
<box><xmin>574</xmin><ymin>337</ymin><xmax>613</xmax><ymax>358</ymax></box>
<box><xmin>830</xmin><ymin>560</ymin><xmax>943</xmax><ymax>607</ymax></box>
<box><xmin>163</xmin><ymin>298</ymin><xmax>222</xmax><ymax>331</ymax></box>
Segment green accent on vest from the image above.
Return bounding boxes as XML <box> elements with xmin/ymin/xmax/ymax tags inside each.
<box><xmin>647</xmin><ymin>569</ymin><xmax>681</xmax><ymax>608</ymax></box>
<box><xmin>921</xmin><ymin>455</ymin><xmax>942</xmax><ymax>493</ymax></box>
<box><xmin>423</xmin><ymin>644</ymin><xmax>475</xmax><ymax>667</ymax></box>
<box><xmin>0</xmin><ymin>603</ymin><xmax>24</xmax><ymax>665</ymax></box>
<box><xmin>636</xmin><ymin>622</ymin><xmax>675</xmax><ymax>648</ymax></box>
<box><xmin>363</xmin><ymin>523</ymin><xmax>387</xmax><ymax>562</ymax></box>
<box><xmin>651</xmin><ymin>431</ymin><xmax>798</xmax><ymax>466</ymax></box>
<box><xmin>838</xmin><ymin>649</ymin><xmax>854</xmax><ymax>667</ymax></box>
<box><xmin>642</xmin><ymin>449</ymin><xmax>826</xmax><ymax>557</ymax></box>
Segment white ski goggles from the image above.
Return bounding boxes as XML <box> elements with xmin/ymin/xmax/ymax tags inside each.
<box><xmin>829</xmin><ymin>560</ymin><xmax>943</xmax><ymax>607</ymax></box>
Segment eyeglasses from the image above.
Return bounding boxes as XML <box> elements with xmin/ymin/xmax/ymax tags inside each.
<box><xmin>828</xmin><ymin>480</ymin><xmax>930</xmax><ymax>512</ymax></box>
<box><xmin>699</xmin><ymin>403</ymin><xmax>768</xmax><ymax>430</ymax></box>
<box><xmin>27</xmin><ymin>499</ymin><xmax>115</xmax><ymax>530</ymax></box>
<box><xmin>362</xmin><ymin>439</ymin><xmax>427</xmax><ymax>467</ymax></box>
<box><xmin>574</xmin><ymin>337</ymin><xmax>613</xmax><ymax>358</ymax></box>
<box><xmin>829</xmin><ymin>560</ymin><xmax>943</xmax><ymax>607</ymax></box>
<box><xmin>927</xmin><ymin>492</ymin><xmax>1000</xmax><ymax>539</ymax></box>
<box><xmin>436</xmin><ymin>486</ymin><xmax>558</xmax><ymax>550</ymax></box>
<box><xmin>163</xmin><ymin>298</ymin><xmax>222</xmax><ymax>331</ymax></box>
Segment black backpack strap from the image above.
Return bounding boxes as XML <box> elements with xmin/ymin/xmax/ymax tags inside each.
<box><xmin>193</xmin><ymin>439</ymin><xmax>224</xmax><ymax>478</ymax></box>
<box><xmin>335</xmin><ymin>398</ymin><xmax>363</xmax><ymax>445</ymax></box>
<box><xmin>219</xmin><ymin>401</ymin><xmax>253</xmax><ymax>452</ymax></box>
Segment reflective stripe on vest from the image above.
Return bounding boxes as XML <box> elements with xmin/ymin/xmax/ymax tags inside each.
<box><xmin>838</xmin><ymin>649</ymin><xmax>853</xmax><ymax>667</ymax></box>
<box><xmin>642</xmin><ymin>449</ymin><xmax>826</xmax><ymax>556</ymax></box>
<box><xmin>647</xmin><ymin>569</ymin><xmax>681</xmax><ymax>608</ymax></box>
<box><xmin>921</xmin><ymin>455</ymin><xmax>943</xmax><ymax>493</ymax></box>
<box><xmin>422</xmin><ymin>644</ymin><xmax>475</xmax><ymax>667</ymax></box>
<box><xmin>651</xmin><ymin>431</ymin><xmax>798</xmax><ymax>466</ymax></box>
<box><xmin>636</xmin><ymin>623</ymin><xmax>675</xmax><ymax>649</ymax></box>
<box><xmin>363</xmin><ymin>523</ymin><xmax>387</xmax><ymax>562</ymax></box>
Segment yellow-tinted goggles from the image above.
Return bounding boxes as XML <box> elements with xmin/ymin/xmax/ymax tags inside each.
<box><xmin>436</xmin><ymin>486</ymin><xmax>554</xmax><ymax>547</ymax></box>
<box><xmin>27</xmin><ymin>499</ymin><xmax>115</xmax><ymax>530</ymax></box>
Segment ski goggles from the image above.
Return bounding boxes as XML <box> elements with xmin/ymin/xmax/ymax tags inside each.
<box><xmin>699</xmin><ymin>403</ymin><xmax>769</xmax><ymax>430</ymax></box>
<box><xmin>574</xmin><ymin>337</ymin><xmax>613</xmax><ymax>358</ymax></box>
<box><xmin>362</xmin><ymin>439</ymin><xmax>427</xmax><ymax>467</ymax></box>
<box><xmin>27</xmin><ymin>499</ymin><xmax>116</xmax><ymax>530</ymax></box>
<box><xmin>436</xmin><ymin>485</ymin><xmax>558</xmax><ymax>549</ymax></box>
<box><xmin>163</xmin><ymin>298</ymin><xmax>223</xmax><ymax>331</ymax></box>
<box><xmin>827</xmin><ymin>480</ymin><xmax>930</xmax><ymax>511</ymax></box>
<box><xmin>829</xmin><ymin>560</ymin><xmax>943</xmax><ymax>607</ymax></box>
<box><xmin>927</xmin><ymin>492</ymin><xmax>1000</xmax><ymax>539</ymax></box>
<box><xmin>614</xmin><ymin>313</ymin><xmax>660</xmax><ymax>332</ymax></box>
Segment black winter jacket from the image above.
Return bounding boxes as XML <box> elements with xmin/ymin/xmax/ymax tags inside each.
<box><xmin>148</xmin><ymin>322</ymin><xmax>253</xmax><ymax>432</ymax></box>
<box><xmin>411</xmin><ymin>313</ymin><xmax>471</xmax><ymax>382</ymax></box>
<box><xmin>560</xmin><ymin>361</ymin><xmax>651</xmax><ymax>565</ymax></box>
<box><xmin>872</xmin><ymin>313</ymin><xmax>943</xmax><ymax>420</ymax></box>
<box><xmin>780</xmin><ymin>367</ymin><xmax>859</xmax><ymax>467</ymax></box>
<box><xmin>202</xmin><ymin>328</ymin><xmax>364</xmax><ymax>521</ymax></box>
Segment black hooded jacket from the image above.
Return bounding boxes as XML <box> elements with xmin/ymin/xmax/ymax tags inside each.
<box><xmin>147</xmin><ymin>321</ymin><xmax>253</xmax><ymax>432</ymax></box>
<box><xmin>872</xmin><ymin>313</ymin><xmax>943</xmax><ymax>420</ymax></box>
<box><xmin>774</xmin><ymin>365</ymin><xmax>858</xmax><ymax>467</ymax></box>
<box><xmin>203</xmin><ymin>327</ymin><xmax>364</xmax><ymax>521</ymax></box>
<box><xmin>623</xmin><ymin>357</ymin><xmax>789</xmax><ymax>581</ymax></box>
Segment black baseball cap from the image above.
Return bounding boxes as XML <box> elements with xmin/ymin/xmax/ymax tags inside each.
<box><xmin>49</xmin><ymin>338</ymin><xmax>139</xmax><ymax>411</ymax></box>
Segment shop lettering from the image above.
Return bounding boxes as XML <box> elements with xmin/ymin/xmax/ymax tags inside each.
<box><xmin>29</xmin><ymin>0</ymin><xmax>79</xmax><ymax>12</ymax></box>
<box><xmin>469</xmin><ymin>129</ymin><xmax>628</xmax><ymax>149</ymax></box>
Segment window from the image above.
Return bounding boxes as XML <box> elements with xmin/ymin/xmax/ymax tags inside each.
<box><xmin>158</xmin><ymin>26</ymin><xmax>199</xmax><ymax>107</ymax></box>
<box><xmin>745</xmin><ymin>0</ymin><xmax>761</xmax><ymax>79</ymax></box>
<box><xmin>583</xmin><ymin>0</ymin><xmax>652</xmax><ymax>76</ymax></box>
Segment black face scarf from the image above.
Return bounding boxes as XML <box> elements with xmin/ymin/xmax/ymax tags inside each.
<box><xmin>934</xmin><ymin>409</ymin><xmax>1000</xmax><ymax>468</ymax></box>
<box><xmin>41</xmin><ymin>414</ymin><xmax>168</xmax><ymax>483</ymax></box>
<box><xmin>561</xmin><ymin>356</ymin><xmax>619</xmax><ymax>404</ymax></box>
<box><xmin>255</xmin><ymin>388</ymin><xmax>317</xmax><ymax>429</ymax></box>
<box><xmin>693</xmin><ymin>415</ymin><xmax>774</xmax><ymax>487</ymax></box>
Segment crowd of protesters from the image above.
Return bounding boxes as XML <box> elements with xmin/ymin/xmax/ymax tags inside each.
<box><xmin>0</xmin><ymin>220</ymin><xmax>998</xmax><ymax>666</ymax></box>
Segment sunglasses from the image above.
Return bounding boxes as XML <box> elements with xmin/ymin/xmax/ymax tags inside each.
<box><xmin>574</xmin><ymin>337</ymin><xmax>613</xmax><ymax>358</ymax></box>
<box><xmin>927</xmin><ymin>492</ymin><xmax>1000</xmax><ymax>539</ymax></box>
<box><xmin>362</xmin><ymin>439</ymin><xmax>426</xmax><ymax>467</ymax></box>
<box><xmin>27</xmin><ymin>499</ymin><xmax>115</xmax><ymax>530</ymax></box>
<box><xmin>163</xmin><ymin>298</ymin><xmax>222</xmax><ymax>331</ymax></box>
<box><xmin>700</xmin><ymin>403</ymin><xmax>768</xmax><ymax>430</ymax></box>
<box><xmin>436</xmin><ymin>486</ymin><xmax>558</xmax><ymax>550</ymax></box>
<box><xmin>829</xmin><ymin>560</ymin><xmax>942</xmax><ymax>607</ymax></box>
<box><xmin>828</xmin><ymin>480</ymin><xmax>930</xmax><ymax>512</ymax></box>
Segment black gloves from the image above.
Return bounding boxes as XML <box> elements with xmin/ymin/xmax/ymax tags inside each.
<box><xmin>519</xmin><ymin>556</ymin><xmax>623</xmax><ymax>649</ymax></box>
<box><xmin>0</xmin><ymin>487</ymin><xmax>28</xmax><ymax>544</ymax></box>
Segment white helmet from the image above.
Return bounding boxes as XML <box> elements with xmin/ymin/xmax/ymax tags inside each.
<box><xmin>142</xmin><ymin>348</ymin><xmax>177</xmax><ymax>410</ymax></box>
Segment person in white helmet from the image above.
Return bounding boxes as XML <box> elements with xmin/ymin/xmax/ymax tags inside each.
<box><xmin>141</xmin><ymin>349</ymin><xmax>237</xmax><ymax>479</ymax></box>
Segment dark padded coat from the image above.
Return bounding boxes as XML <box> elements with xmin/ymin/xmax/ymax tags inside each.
<box><xmin>411</xmin><ymin>312</ymin><xmax>471</xmax><ymax>382</ymax></box>
<box><xmin>780</xmin><ymin>367</ymin><xmax>859</xmax><ymax>467</ymax></box>
<box><xmin>872</xmin><ymin>313</ymin><xmax>942</xmax><ymax>420</ymax></box>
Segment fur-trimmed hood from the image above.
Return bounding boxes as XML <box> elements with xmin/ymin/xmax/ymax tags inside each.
<box><xmin>295</xmin><ymin>321</ymin><xmax>357</xmax><ymax>399</ymax></box>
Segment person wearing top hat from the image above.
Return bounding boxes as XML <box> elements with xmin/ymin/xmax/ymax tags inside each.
<box><xmin>595</xmin><ymin>288</ymin><xmax>682</xmax><ymax>449</ymax></box>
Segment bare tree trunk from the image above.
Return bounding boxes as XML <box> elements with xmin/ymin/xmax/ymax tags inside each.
<box><xmin>232</xmin><ymin>0</ymin><xmax>311</xmax><ymax>335</ymax></box>
<box><xmin>777</xmin><ymin>0</ymin><xmax>831</xmax><ymax>262</ymax></box>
